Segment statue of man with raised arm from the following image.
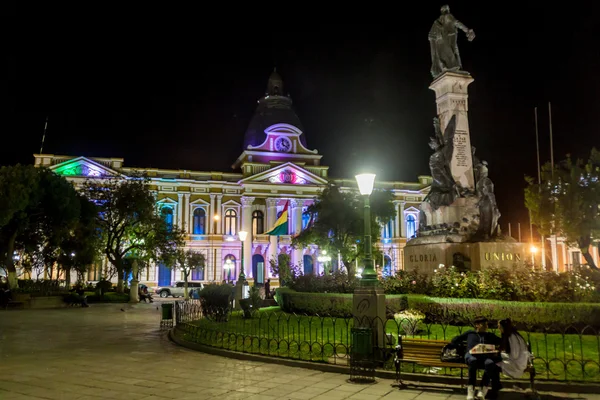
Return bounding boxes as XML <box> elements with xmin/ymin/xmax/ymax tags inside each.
<box><xmin>428</xmin><ymin>4</ymin><xmax>476</xmax><ymax>78</ymax></box>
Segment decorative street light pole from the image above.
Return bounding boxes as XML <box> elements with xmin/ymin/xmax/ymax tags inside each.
<box><xmin>238</xmin><ymin>230</ymin><xmax>248</xmax><ymax>281</ymax></box>
<box><xmin>355</xmin><ymin>173</ymin><xmax>377</xmax><ymax>287</ymax></box>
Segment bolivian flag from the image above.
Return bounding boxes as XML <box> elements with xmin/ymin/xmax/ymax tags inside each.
<box><xmin>266</xmin><ymin>200</ymin><xmax>289</xmax><ymax>236</ymax></box>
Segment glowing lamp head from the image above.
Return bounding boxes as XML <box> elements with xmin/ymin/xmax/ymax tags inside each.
<box><xmin>355</xmin><ymin>173</ymin><xmax>376</xmax><ymax>196</ymax></box>
<box><xmin>214</xmin><ymin>214</ymin><xmax>220</xmax><ymax>221</ymax></box>
<box><xmin>530</xmin><ymin>245</ymin><xmax>538</xmax><ymax>253</ymax></box>
<box><xmin>238</xmin><ymin>231</ymin><xmax>248</xmax><ymax>241</ymax></box>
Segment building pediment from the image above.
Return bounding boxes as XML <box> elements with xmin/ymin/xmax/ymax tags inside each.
<box><xmin>239</xmin><ymin>162</ymin><xmax>328</xmax><ymax>186</ymax></box>
<box><xmin>50</xmin><ymin>156</ymin><xmax>123</xmax><ymax>178</ymax></box>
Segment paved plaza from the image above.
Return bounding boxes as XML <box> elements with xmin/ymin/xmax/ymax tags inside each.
<box><xmin>0</xmin><ymin>303</ymin><xmax>596</xmax><ymax>400</ymax></box>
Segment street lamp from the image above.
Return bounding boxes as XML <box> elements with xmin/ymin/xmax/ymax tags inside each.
<box><xmin>238</xmin><ymin>230</ymin><xmax>248</xmax><ymax>281</ymax></box>
<box><xmin>355</xmin><ymin>173</ymin><xmax>377</xmax><ymax>286</ymax></box>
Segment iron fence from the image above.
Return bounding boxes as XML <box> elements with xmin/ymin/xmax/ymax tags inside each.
<box><xmin>173</xmin><ymin>301</ymin><xmax>600</xmax><ymax>382</ymax></box>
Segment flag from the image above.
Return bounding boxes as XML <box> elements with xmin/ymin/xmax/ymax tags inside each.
<box><xmin>266</xmin><ymin>200</ymin><xmax>289</xmax><ymax>236</ymax></box>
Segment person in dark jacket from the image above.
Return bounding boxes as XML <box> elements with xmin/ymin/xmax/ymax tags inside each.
<box><xmin>451</xmin><ymin>316</ymin><xmax>501</xmax><ymax>400</ymax></box>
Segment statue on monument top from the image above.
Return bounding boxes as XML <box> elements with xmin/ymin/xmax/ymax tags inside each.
<box><xmin>428</xmin><ymin>4</ymin><xmax>475</xmax><ymax>79</ymax></box>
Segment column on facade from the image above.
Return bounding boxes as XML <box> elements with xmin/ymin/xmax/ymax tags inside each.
<box><xmin>241</xmin><ymin>196</ymin><xmax>255</xmax><ymax>278</ymax></box>
<box><xmin>561</xmin><ymin>241</ymin><xmax>568</xmax><ymax>271</ymax></box>
<box><xmin>216</xmin><ymin>195</ymin><xmax>223</xmax><ymax>234</ymax></box>
<box><xmin>209</xmin><ymin>194</ymin><xmax>215</xmax><ymax>234</ymax></box>
<box><xmin>183</xmin><ymin>193</ymin><xmax>190</xmax><ymax>233</ymax></box>
<box><xmin>399</xmin><ymin>202</ymin><xmax>406</xmax><ymax>237</ymax></box>
<box><xmin>393</xmin><ymin>201</ymin><xmax>401</xmax><ymax>238</ymax></box>
<box><xmin>290</xmin><ymin>199</ymin><xmax>304</xmax><ymax>269</ymax></box>
<box><xmin>549</xmin><ymin>235</ymin><xmax>559</xmax><ymax>272</ymax></box>
<box><xmin>177</xmin><ymin>193</ymin><xmax>184</xmax><ymax>229</ymax></box>
<box><xmin>266</xmin><ymin>198</ymin><xmax>278</xmax><ymax>275</ymax></box>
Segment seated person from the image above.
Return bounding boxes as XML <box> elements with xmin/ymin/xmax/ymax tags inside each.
<box><xmin>497</xmin><ymin>318</ymin><xmax>531</xmax><ymax>379</ymax></box>
<box><xmin>138</xmin><ymin>286</ymin><xmax>153</xmax><ymax>303</ymax></box>
<box><xmin>451</xmin><ymin>316</ymin><xmax>501</xmax><ymax>400</ymax></box>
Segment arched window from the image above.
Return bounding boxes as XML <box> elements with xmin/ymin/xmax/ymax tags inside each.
<box><xmin>252</xmin><ymin>210</ymin><xmax>264</xmax><ymax>235</ymax></box>
<box><xmin>223</xmin><ymin>254</ymin><xmax>236</xmax><ymax>281</ymax></box>
<box><xmin>192</xmin><ymin>208</ymin><xmax>206</xmax><ymax>235</ymax></box>
<box><xmin>224</xmin><ymin>209</ymin><xmax>237</xmax><ymax>235</ymax></box>
<box><xmin>161</xmin><ymin>206</ymin><xmax>173</xmax><ymax>231</ymax></box>
<box><xmin>406</xmin><ymin>214</ymin><xmax>416</xmax><ymax>239</ymax></box>
<box><xmin>302</xmin><ymin>208</ymin><xmax>311</xmax><ymax>230</ymax></box>
<box><xmin>383</xmin><ymin>255</ymin><xmax>392</xmax><ymax>277</ymax></box>
<box><xmin>383</xmin><ymin>219</ymin><xmax>393</xmax><ymax>239</ymax></box>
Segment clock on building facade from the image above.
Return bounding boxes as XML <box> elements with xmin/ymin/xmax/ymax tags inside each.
<box><xmin>274</xmin><ymin>137</ymin><xmax>292</xmax><ymax>153</ymax></box>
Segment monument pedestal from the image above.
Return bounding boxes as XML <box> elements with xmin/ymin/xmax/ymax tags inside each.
<box><xmin>404</xmin><ymin>238</ymin><xmax>528</xmax><ymax>275</ymax></box>
<box><xmin>429</xmin><ymin>71</ymin><xmax>475</xmax><ymax>191</ymax></box>
<box><xmin>353</xmin><ymin>286</ymin><xmax>387</xmax><ymax>348</ymax></box>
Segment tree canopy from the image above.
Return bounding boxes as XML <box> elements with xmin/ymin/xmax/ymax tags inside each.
<box><xmin>292</xmin><ymin>184</ymin><xmax>396</xmax><ymax>277</ymax></box>
<box><xmin>83</xmin><ymin>175</ymin><xmax>184</xmax><ymax>292</ymax></box>
<box><xmin>525</xmin><ymin>148</ymin><xmax>600</xmax><ymax>269</ymax></box>
<box><xmin>0</xmin><ymin>165</ymin><xmax>90</xmax><ymax>288</ymax></box>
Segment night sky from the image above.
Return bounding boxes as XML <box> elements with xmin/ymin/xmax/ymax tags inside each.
<box><xmin>7</xmin><ymin>2</ymin><xmax>600</xmax><ymax>238</ymax></box>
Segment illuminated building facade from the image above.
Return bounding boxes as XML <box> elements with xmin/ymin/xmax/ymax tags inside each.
<box><xmin>33</xmin><ymin>71</ymin><xmax>432</xmax><ymax>287</ymax></box>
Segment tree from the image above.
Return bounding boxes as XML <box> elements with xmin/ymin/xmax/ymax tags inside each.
<box><xmin>83</xmin><ymin>175</ymin><xmax>183</xmax><ymax>293</ymax></box>
<box><xmin>175</xmin><ymin>249</ymin><xmax>206</xmax><ymax>299</ymax></box>
<box><xmin>525</xmin><ymin>148</ymin><xmax>600</xmax><ymax>270</ymax></box>
<box><xmin>293</xmin><ymin>184</ymin><xmax>396</xmax><ymax>277</ymax></box>
<box><xmin>0</xmin><ymin>166</ymin><xmax>82</xmax><ymax>288</ymax></box>
<box><xmin>55</xmin><ymin>194</ymin><xmax>103</xmax><ymax>286</ymax></box>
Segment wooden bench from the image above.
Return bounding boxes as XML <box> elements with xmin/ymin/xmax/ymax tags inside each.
<box><xmin>394</xmin><ymin>337</ymin><xmax>537</xmax><ymax>395</ymax></box>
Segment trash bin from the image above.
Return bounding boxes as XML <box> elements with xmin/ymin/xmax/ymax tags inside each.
<box><xmin>351</xmin><ymin>327</ymin><xmax>373</xmax><ymax>357</ymax></box>
<box><xmin>350</xmin><ymin>327</ymin><xmax>375</xmax><ymax>382</ymax></box>
<box><xmin>161</xmin><ymin>303</ymin><xmax>173</xmax><ymax>320</ymax></box>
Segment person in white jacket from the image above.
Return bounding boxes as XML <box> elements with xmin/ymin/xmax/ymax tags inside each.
<box><xmin>497</xmin><ymin>318</ymin><xmax>531</xmax><ymax>378</ymax></box>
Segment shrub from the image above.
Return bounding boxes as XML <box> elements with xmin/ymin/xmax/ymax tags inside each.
<box><xmin>381</xmin><ymin>269</ymin><xmax>430</xmax><ymax>295</ymax></box>
<box><xmin>95</xmin><ymin>279</ymin><xmax>113</xmax><ymax>296</ymax></box>
<box><xmin>289</xmin><ymin>271</ymin><xmax>358</xmax><ymax>294</ymax></box>
<box><xmin>407</xmin><ymin>296</ymin><xmax>600</xmax><ymax>331</ymax></box>
<box><xmin>199</xmin><ymin>283</ymin><xmax>233</xmax><ymax>320</ymax></box>
<box><xmin>394</xmin><ymin>309</ymin><xmax>425</xmax><ymax>335</ymax></box>
<box><xmin>277</xmin><ymin>288</ymin><xmax>352</xmax><ymax>317</ymax></box>
<box><xmin>86</xmin><ymin>292</ymin><xmax>129</xmax><ymax>303</ymax></box>
<box><xmin>430</xmin><ymin>265</ymin><xmax>477</xmax><ymax>298</ymax></box>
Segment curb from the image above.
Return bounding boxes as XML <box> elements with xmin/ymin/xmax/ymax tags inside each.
<box><xmin>169</xmin><ymin>328</ymin><xmax>600</xmax><ymax>394</ymax></box>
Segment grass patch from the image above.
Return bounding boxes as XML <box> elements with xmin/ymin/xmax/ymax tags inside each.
<box><xmin>183</xmin><ymin>307</ymin><xmax>600</xmax><ymax>381</ymax></box>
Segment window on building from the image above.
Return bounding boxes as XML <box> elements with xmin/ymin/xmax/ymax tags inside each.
<box><xmin>252</xmin><ymin>210</ymin><xmax>264</xmax><ymax>235</ymax></box>
<box><xmin>191</xmin><ymin>265</ymin><xmax>204</xmax><ymax>280</ymax></box>
<box><xmin>302</xmin><ymin>207</ymin><xmax>311</xmax><ymax>230</ymax></box>
<box><xmin>161</xmin><ymin>206</ymin><xmax>174</xmax><ymax>231</ymax></box>
<box><xmin>223</xmin><ymin>254</ymin><xmax>236</xmax><ymax>281</ymax></box>
<box><xmin>383</xmin><ymin>219</ymin><xmax>393</xmax><ymax>239</ymax></box>
<box><xmin>225</xmin><ymin>209</ymin><xmax>237</xmax><ymax>235</ymax></box>
<box><xmin>193</xmin><ymin>208</ymin><xmax>206</xmax><ymax>235</ymax></box>
<box><xmin>406</xmin><ymin>214</ymin><xmax>416</xmax><ymax>239</ymax></box>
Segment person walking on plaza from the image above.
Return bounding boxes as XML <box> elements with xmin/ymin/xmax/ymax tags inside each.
<box><xmin>451</xmin><ymin>316</ymin><xmax>502</xmax><ymax>400</ymax></box>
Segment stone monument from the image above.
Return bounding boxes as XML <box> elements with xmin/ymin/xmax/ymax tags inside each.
<box><xmin>404</xmin><ymin>5</ymin><xmax>526</xmax><ymax>274</ymax></box>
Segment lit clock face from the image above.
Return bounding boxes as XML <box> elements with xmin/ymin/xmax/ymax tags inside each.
<box><xmin>274</xmin><ymin>137</ymin><xmax>292</xmax><ymax>153</ymax></box>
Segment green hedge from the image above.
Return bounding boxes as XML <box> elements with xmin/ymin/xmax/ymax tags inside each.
<box><xmin>275</xmin><ymin>288</ymin><xmax>600</xmax><ymax>329</ymax></box>
<box><xmin>85</xmin><ymin>292</ymin><xmax>129</xmax><ymax>303</ymax></box>
<box><xmin>276</xmin><ymin>288</ymin><xmax>407</xmax><ymax>318</ymax></box>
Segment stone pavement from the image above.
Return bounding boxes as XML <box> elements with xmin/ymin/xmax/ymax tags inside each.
<box><xmin>0</xmin><ymin>303</ymin><xmax>596</xmax><ymax>400</ymax></box>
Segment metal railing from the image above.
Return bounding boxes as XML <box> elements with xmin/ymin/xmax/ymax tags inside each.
<box><xmin>173</xmin><ymin>301</ymin><xmax>600</xmax><ymax>382</ymax></box>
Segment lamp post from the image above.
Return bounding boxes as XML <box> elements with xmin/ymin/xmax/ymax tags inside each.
<box><xmin>355</xmin><ymin>173</ymin><xmax>377</xmax><ymax>287</ymax></box>
<box><xmin>238</xmin><ymin>230</ymin><xmax>248</xmax><ymax>281</ymax></box>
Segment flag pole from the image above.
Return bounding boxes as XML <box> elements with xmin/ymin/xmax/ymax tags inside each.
<box><xmin>39</xmin><ymin>115</ymin><xmax>49</xmax><ymax>154</ymax></box>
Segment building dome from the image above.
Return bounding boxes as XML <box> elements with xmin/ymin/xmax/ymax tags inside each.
<box><xmin>243</xmin><ymin>70</ymin><xmax>307</xmax><ymax>150</ymax></box>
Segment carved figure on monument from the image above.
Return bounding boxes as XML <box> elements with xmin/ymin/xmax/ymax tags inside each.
<box><xmin>424</xmin><ymin>115</ymin><xmax>460</xmax><ymax>211</ymax></box>
<box><xmin>428</xmin><ymin>5</ymin><xmax>475</xmax><ymax>79</ymax></box>
<box><xmin>474</xmin><ymin>161</ymin><xmax>501</xmax><ymax>238</ymax></box>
